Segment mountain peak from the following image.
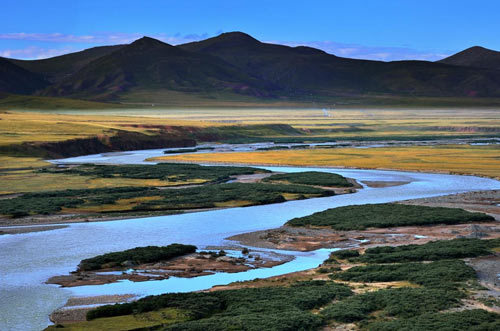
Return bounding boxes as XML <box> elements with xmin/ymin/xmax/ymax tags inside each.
<box><xmin>438</xmin><ymin>45</ymin><xmax>500</xmax><ymax>69</ymax></box>
<box><xmin>216</xmin><ymin>31</ymin><xmax>259</xmax><ymax>43</ymax></box>
<box><xmin>130</xmin><ymin>36</ymin><xmax>173</xmax><ymax>48</ymax></box>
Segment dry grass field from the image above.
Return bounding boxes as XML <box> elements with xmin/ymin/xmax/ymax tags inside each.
<box><xmin>153</xmin><ymin>145</ymin><xmax>500</xmax><ymax>178</ymax></box>
<box><xmin>0</xmin><ymin>111</ymin><xmax>221</xmax><ymax>146</ymax></box>
<box><xmin>1</xmin><ymin>108</ymin><xmax>498</xmax><ymax>194</ymax></box>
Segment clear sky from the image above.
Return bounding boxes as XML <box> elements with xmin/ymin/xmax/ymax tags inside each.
<box><xmin>2</xmin><ymin>0</ymin><xmax>499</xmax><ymax>60</ymax></box>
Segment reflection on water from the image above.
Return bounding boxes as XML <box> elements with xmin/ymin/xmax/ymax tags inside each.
<box><xmin>1</xmin><ymin>148</ymin><xmax>499</xmax><ymax>330</ymax></box>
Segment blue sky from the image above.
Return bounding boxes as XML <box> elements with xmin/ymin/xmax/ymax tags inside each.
<box><xmin>2</xmin><ymin>0</ymin><xmax>499</xmax><ymax>60</ymax></box>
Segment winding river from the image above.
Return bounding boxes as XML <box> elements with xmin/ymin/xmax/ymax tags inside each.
<box><xmin>1</xmin><ymin>147</ymin><xmax>499</xmax><ymax>331</ymax></box>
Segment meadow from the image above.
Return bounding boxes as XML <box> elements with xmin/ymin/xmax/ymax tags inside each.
<box><xmin>156</xmin><ymin>144</ymin><xmax>500</xmax><ymax>178</ymax></box>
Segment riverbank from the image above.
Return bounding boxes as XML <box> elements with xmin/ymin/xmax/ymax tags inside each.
<box><xmin>229</xmin><ymin>190</ymin><xmax>500</xmax><ymax>252</ymax></box>
<box><xmin>0</xmin><ymin>173</ymin><xmax>359</xmax><ymax>231</ymax></box>
<box><xmin>48</xmin><ymin>248</ymin><xmax>293</xmax><ymax>288</ymax></box>
<box><xmin>150</xmin><ymin>144</ymin><xmax>500</xmax><ymax>179</ymax></box>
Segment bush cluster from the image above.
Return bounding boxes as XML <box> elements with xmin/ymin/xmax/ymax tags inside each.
<box><xmin>263</xmin><ymin>171</ymin><xmax>352</xmax><ymax>188</ymax></box>
<box><xmin>79</xmin><ymin>244</ymin><xmax>197</xmax><ymax>271</ymax></box>
<box><xmin>287</xmin><ymin>203</ymin><xmax>494</xmax><ymax>230</ymax></box>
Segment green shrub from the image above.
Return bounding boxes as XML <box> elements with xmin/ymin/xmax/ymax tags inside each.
<box><xmin>78</xmin><ymin>244</ymin><xmax>197</xmax><ymax>271</ymax></box>
<box><xmin>263</xmin><ymin>171</ymin><xmax>352</xmax><ymax>188</ymax></box>
<box><xmin>287</xmin><ymin>203</ymin><xmax>494</xmax><ymax>230</ymax></box>
<box><xmin>330</xmin><ymin>260</ymin><xmax>476</xmax><ymax>287</ymax></box>
<box><xmin>322</xmin><ymin>287</ymin><xmax>463</xmax><ymax>323</ymax></box>
<box><xmin>368</xmin><ymin>309</ymin><xmax>500</xmax><ymax>331</ymax></box>
<box><xmin>87</xmin><ymin>280</ymin><xmax>353</xmax><ymax>330</ymax></box>
<box><xmin>355</xmin><ymin>238</ymin><xmax>499</xmax><ymax>263</ymax></box>
<box><xmin>331</xmin><ymin>250</ymin><xmax>360</xmax><ymax>259</ymax></box>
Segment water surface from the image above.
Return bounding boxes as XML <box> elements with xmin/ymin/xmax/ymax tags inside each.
<box><xmin>1</xmin><ymin>148</ymin><xmax>499</xmax><ymax>330</ymax></box>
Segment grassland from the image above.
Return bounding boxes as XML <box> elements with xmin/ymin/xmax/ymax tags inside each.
<box><xmin>46</xmin><ymin>307</ymin><xmax>189</xmax><ymax>331</ymax></box>
<box><xmin>0</xmin><ymin>163</ymin><xmax>266</xmax><ymax>195</ymax></box>
<box><xmin>155</xmin><ymin>144</ymin><xmax>500</xmax><ymax>178</ymax></box>
<box><xmin>0</xmin><ymin>182</ymin><xmax>335</xmax><ymax>218</ymax></box>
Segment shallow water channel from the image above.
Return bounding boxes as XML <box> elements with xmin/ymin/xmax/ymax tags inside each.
<box><xmin>1</xmin><ymin>147</ymin><xmax>499</xmax><ymax>330</ymax></box>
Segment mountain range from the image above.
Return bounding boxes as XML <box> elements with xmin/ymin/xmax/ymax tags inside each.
<box><xmin>1</xmin><ymin>32</ymin><xmax>500</xmax><ymax>106</ymax></box>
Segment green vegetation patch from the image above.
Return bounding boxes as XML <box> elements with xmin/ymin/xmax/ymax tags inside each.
<box><xmin>286</xmin><ymin>203</ymin><xmax>493</xmax><ymax>230</ymax></box>
<box><xmin>87</xmin><ymin>281</ymin><xmax>353</xmax><ymax>330</ymax></box>
<box><xmin>0</xmin><ymin>182</ymin><xmax>334</xmax><ymax>217</ymax></box>
<box><xmin>41</xmin><ymin>163</ymin><xmax>267</xmax><ymax>184</ymax></box>
<box><xmin>322</xmin><ymin>287</ymin><xmax>464</xmax><ymax>323</ymax></box>
<box><xmin>263</xmin><ymin>171</ymin><xmax>353</xmax><ymax>188</ymax></box>
<box><xmin>78</xmin><ymin>243</ymin><xmax>197</xmax><ymax>271</ymax></box>
<box><xmin>353</xmin><ymin>238</ymin><xmax>500</xmax><ymax>263</ymax></box>
<box><xmin>330</xmin><ymin>260</ymin><xmax>476</xmax><ymax>287</ymax></box>
<box><xmin>368</xmin><ymin>309</ymin><xmax>500</xmax><ymax>331</ymax></box>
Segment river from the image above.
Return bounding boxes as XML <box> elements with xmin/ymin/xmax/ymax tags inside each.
<box><xmin>1</xmin><ymin>147</ymin><xmax>499</xmax><ymax>330</ymax></box>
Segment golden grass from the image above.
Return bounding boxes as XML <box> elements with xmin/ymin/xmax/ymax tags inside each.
<box><xmin>63</xmin><ymin>196</ymin><xmax>163</xmax><ymax>213</ymax></box>
<box><xmin>45</xmin><ymin>308</ymin><xmax>187</xmax><ymax>331</ymax></box>
<box><xmin>0</xmin><ymin>169</ymin><xmax>209</xmax><ymax>195</ymax></box>
<box><xmin>0</xmin><ymin>156</ymin><xmax>50</xmax><ymax>170</ymax></box>
<box><xmin>0</xmin><ymin>111</ymin><xmax>221</xmax><ymax>146</ymax></box>
<box><xmin>153</xmin><ymin>145</ymin><xmax>500</xmax><ymax>178</ymax></box>
<box><xmin>214</xmin><ymin>200</ymin><xmax>254</xmax><ymax>207</ymax></box>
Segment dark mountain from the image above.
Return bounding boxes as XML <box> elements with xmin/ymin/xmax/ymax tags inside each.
<box><xmin>9</xmin><ymin>45</ymin><xmax>124</xmax><ymax>83</ymax></box>
<box><xmin>180</xmin><ymin>32</ymin><xmax>500</xmax><ymax>98</ymax></box>
<box><xmin>2</xmin><ymin>33</ymin><xmax>500</xmax><ymax>104</ymax></box>
<box><xmin>438</xmin><ymin>46</ymin><xmax>500</xmax><ymax>70</ymax></box>
<box><xmin>41</xmin><ymin>37</ymin><xmax>273</xmax><ymax>100</ymax></box>
<box><xmin>0</xmin><ymin>57</ymin><xmax>50</xmax><ymax>94</ymax></box>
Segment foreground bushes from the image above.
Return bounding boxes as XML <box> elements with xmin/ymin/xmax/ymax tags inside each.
<box><xmin>330</xmin><ymin>260</ymin><xmax>476</xmax><ymax>287</ymax></box>
<box><xmin>368</xmin><ymin>309</ymin><xmax>500</xmax><ymax>331</ymax></box>
<box><xmin>322</xmin><ymin>287</ymin><xmax>463</xmax><ymax>323</ymax></box>
<box><xmin>354</xmin><ymin>238</ymin><xmax>500</xmax><ymax>263</ymax></box>
<box><xmin>263</xmin><ymin>171</ymin><xmax>353</xmax><ymax>188</ymax></box>
<box><xmin>79</xmin><ymin>244</ymin><xmax>197</xmax><ymax>271</ymax></box>
<box><xmin>87</xmin><ymin>281</ymin><xmax>353</xmax><ymax>330</ymax></box>
<box><xmin>287</xmin><ymin>203</ymin><xmax>494</xmax><ymax>230</ymax></box>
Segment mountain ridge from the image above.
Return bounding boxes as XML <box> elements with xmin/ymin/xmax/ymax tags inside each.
<box><xmin>2</xmin><ymin>32</ymin><xmax>500</xmax><ymax>104</ymax></box>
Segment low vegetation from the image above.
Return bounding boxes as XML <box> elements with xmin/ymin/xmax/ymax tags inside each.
<box><xmin>78</xmin><ymin>244</ymin><xmax>197</xmax><ymax>271</ymax></box>
<box><xmin>262</xmin><ymin>171</ymin><xmax>353</xmax><ymax>188</ymax></box>
<box><xmin>322</xmin><ymin>287</ymin><xmax>464</xmax><ymax>323</ymax></box>
<box><xmin>368</xmin><ymin>309</ymin><xmax>500</xmax><ymax>331</ymax></box>
<box><xmin>330</xmin><ymin>260</ymin><xmax>476</xmax><ymax>287</ymax></box>
<box><xmin>286</xmin><ymin>203</ymin><xmax>493</xmax><ymax>230</ymax></box>
<box><xmin>41</xmin><ymin>163</ymin><xmax>267</xmax><ymax>185</ymax></box>
<box><xmin>352</xmin><ymin>238</ymin><xmax>500</xmax><ymax>263</ymax></box>
<box><xmin>55</xmin><ymin>236</ymin><xmax>500</xmax><ymax>330</ymax></box>
<box><xmin>0</xmin><ymin>182</ymin><xmax>334</xmax><ymax>217</ymax></box>
<box><xmin>87</xmin><ymin>281</ymin><xmax>353</xmax><ymax>330</ymax></box>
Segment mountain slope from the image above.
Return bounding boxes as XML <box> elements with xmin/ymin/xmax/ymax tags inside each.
<box><xmin>180</xmin><ymin>32</ymin><xmax>500</xmax><ymax>98</ymax></box>
<box><xmin>9</xmin><ymin>45</ymin><xmax>124</xmax><ymax>83</ymax></box>
<box><xmin>438</xmin><ymin>46</ymin><xmax>500</xmax><ymax>70</ymax></box>
<box><xmin>41</xmin><ymin>37</ymin><xmax>274</xmax><ymax>101</ymax></box>
<box><xmin>0</xmin><ymin>57</ymin><xmax>50</xmax><ymax>94</ymax></box>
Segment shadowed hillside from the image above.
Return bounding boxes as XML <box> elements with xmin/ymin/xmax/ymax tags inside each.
<box><xmin>180</xmin><ymin>32</ymin><xmax>500</xmax><ymax>98</ymax></box>
<box><xmin>1</xmin><ymin>32</ymin><xmax>500</xmax><ymax>105</ymax></box>
<box><xmin>9</xmin><ymin>45</ymin><xmax>125</xmax><ymax>83</ymax></box>
<box><xmin>0</xmin><ymin>58</ymin><xmax>51</xmax><ymax>94</ymax></box>
<box><xmin>41</xmin><ymin>37</ymin><xmax>275</xmax><ymax>101</ymax></box>
<box><xmin>438</xmin><ymin>46</ymin><xmax>500</xmax><ymax>70</ymax></box>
